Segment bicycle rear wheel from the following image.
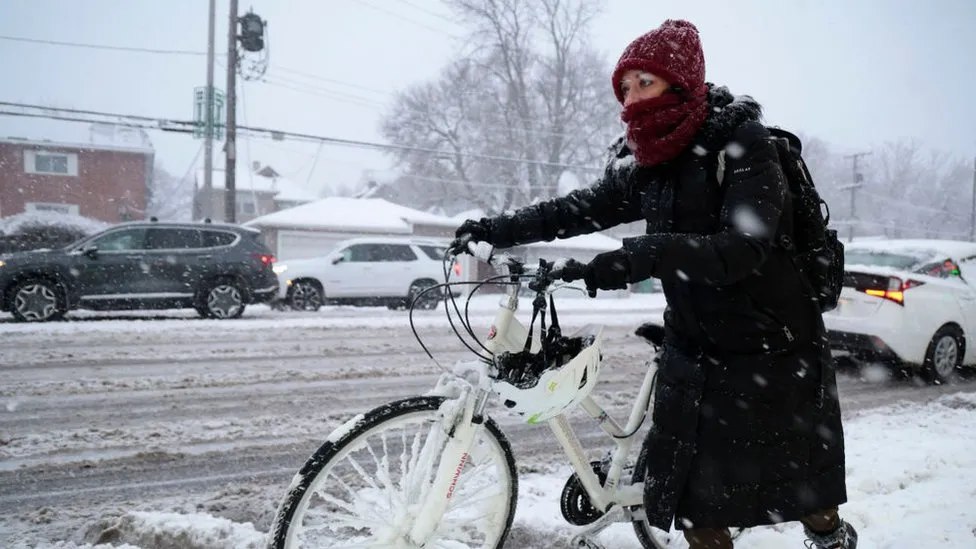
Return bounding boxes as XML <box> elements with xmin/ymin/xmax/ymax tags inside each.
<box><xmin>268</xmin><ymin>396</ymin><xmax>518</xmax><ymax>549</ymax></box>
<box><xmin>630</xmin><ymin>443</ymin><xmax>687</xmax><ymax>549</ymax></box>
<box><xmin>630</xmin><ymin>446</ymin><xmax>742</xmax><ymax>548</ymax></box>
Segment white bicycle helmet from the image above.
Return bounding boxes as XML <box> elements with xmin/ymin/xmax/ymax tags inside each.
<box><xmin>490</xmin><ymin>324</ymin><xmax>603</xmax><ymax>424</ymax></box>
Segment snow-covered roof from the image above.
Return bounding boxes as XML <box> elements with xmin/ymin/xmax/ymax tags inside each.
<box><xmin>244</xmin><ymin>197</ymin><xmax>458</xmax><ymax>233</ymax></box>
<box><xmin>0</xmin><ymin>137</ymin><xmax>153</xmax><ymax>155</ymax></box>
<box><xmin>0</xmin><ymin>211</ymin><xmax>108</xmax><ymax>235</ymax></box>
<box><xmin>846</xmin><ymin>238</ymin><xmax>976</xmax><ymax>260</ymax></box>
<box><xmin>524</xmin><ymin>232</ymin><xmax>622</xmax><ymax>251</ymax></box>
<box><xmin>195</xmin><ymin>170</ymin><xmax>318</xmax><ymax>203</ymax></box>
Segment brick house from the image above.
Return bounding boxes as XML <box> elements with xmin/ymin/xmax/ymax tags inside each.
<box><xmin>0</xmin><ymin>137</ymin><xmax>153</xmax><ymax>223</ymax></box>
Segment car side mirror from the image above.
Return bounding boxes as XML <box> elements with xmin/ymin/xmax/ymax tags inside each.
<box><xmin>83</xmin><ymin>246</ymin><xmax>99</xmax><ymax>259</ymax></box>
<box><xmin>331</xmin><ymin>256</ymin><xmax>345</xmax><ymax>265</ymax></box>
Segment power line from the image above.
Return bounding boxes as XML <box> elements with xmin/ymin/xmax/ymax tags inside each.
<box><xmin>0</xmin><ymin>34</ymin><xmax>209</xmax><ymax>56</ymax></box>
<box><xmin>391</xmin><ymin>0</ymin><xmax>458</xmax><ymax>24</ymax></box>
<box><xmin>349</xmin><ymin>0</ymin><xmax>462</xmax><ymax>38</ymax></box>
<box><xmin>0</xmin><ymin>110</ymin><xmax>194</xmax><ymax>135</ymax></box>
<box><xmin>272</xmin><ymin>66</ymin><xmax>390</xmax><ymax>97</ymax></box>
<box><xmin>257</xmin><ymin>76</ymin><xmax>386</xmax><ymax>109</ymax></box>
<box><xmin>239</xmin><ymin>122</ymin><xmax>601</xmax><ymax>172</ymax></box>
<box><xmin>0</xmin><ymin>101</ymin><xmax>602</xmax><ymax>172</ymax></box>
<box><xmin>0</xmin><ymin>100</ymin><xmax>190</xmax><ymax>126</ymax></box>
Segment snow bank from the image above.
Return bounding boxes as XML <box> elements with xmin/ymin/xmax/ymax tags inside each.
<box><xmin>86</xmin><ymin>512</ymin><xmax>265</xmax><ymax>549</ymax></box>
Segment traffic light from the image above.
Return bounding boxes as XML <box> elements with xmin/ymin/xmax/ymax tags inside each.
<box><xmin>239</xmin><ymin>12</ymin><xmax>265</xmax><ymax>52</ymax></box>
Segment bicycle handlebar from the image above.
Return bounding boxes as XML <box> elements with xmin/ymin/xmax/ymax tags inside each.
<box><xmin>455</xmin><ymin>239</ymin><xmax>591</xmax><ymax>295</ymax></box>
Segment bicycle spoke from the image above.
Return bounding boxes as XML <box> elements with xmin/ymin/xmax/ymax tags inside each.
<box><xmin>323</xmin><ymin>473</ymin><xmax>389</xmax><ymax>526</ymax></box>
<box><xmin>445</xmin><ymin>488</ymin><xmax>505</xmax><ymax>513</ymax></box>
<box><xmin>322</xmin><ymin>541</ymin><xmax>396</xmax><ymax>549</ymax></box>
<box><xmin>366</xmin><ymin>435</ymin><xmax>397</xmax><ymax>511</ymax></box>
<box><xmin>405</xmin><ymin>421</ymin><xmax>444</xmax><ymax>504</ymax></box>
<box><xmin>399</xmin><ymin>426</ymin><xmax>409</xmax><ymax>494</ymax></box>
<box><xmin>307</xmin><ymin>510</ymin><xmax>381</xmax><ymax>532</ymax></box>
<box><xmin>343</xmin><ymin>453</ymin><xmax>382</xmax><ymax>494</ymax></box>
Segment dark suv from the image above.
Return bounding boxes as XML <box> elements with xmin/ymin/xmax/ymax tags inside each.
<box><xmin>0</xmin><ymin>221</ymin><xmax>279</xmax><ymax>321</ymax></box>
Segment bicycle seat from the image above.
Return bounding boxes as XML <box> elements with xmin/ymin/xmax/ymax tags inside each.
<box><xmin>634</xmin><ymin>323</ymin><xmax>665</xmax><ymax>347</ymax></box>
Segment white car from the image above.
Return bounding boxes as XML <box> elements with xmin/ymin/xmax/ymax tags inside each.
<box><xmin>824</xmin><ymin>239</ymin><xmax>976</xmax><ymax>382</ymax></box>
<box><xmin>273</xmin><ymin>237</ymin><xmax>454</xmax><ymax>311</ymax></box>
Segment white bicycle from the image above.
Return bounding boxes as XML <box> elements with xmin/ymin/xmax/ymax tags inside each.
<box><xmin>267</xmin><ymin>242</ymin><xmax>726</xmax><ymax>549</ymax></box>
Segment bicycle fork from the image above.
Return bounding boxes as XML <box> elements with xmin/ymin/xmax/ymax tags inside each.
<box><xmin>407</xmin><ymin>386</ymin><xmax>485</xmax><ymax>546</ymax></box>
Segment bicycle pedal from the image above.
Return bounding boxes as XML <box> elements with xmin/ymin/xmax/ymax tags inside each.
<box><xmin>570</xmin><ymin>534</ymin><xmax>605</xmax><ymax>549</ymax></box>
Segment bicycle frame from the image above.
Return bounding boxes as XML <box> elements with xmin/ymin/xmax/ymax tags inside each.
<box><xmin>481</xmin><ymin>277</ymin><xmax>657</xmax><ymax>513</ymax></box>
<box><xmin>412</xmin><ymin>260</ymin><xmax>658</xmax><ymax>544</ymax></box>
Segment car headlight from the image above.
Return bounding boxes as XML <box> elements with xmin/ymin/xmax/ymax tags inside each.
<box><xmin>273</xmin><ymin>264</ymin><xmax>288</xmax><ymax>274</ymax></box>
<box><xmin>0</xmin><ymin>260</ymin><xmax>5</xmax><ymax>268</ymax></box>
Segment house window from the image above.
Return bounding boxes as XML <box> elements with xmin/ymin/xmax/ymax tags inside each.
<box><xmin>24</xmin><ymin>150</ymin><xmax>79</xmax><ymax>176</ymax></box>
<box><xmin>237</xmin><ymin>195</ymin><xmax>257</xmax><ymax>216</ymax></box>
<box><xmin>25</xmin><ymin>202</ymin><xmax>80</xmax><ymax>215</ymax></box>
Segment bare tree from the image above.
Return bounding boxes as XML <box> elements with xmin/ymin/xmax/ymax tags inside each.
<box><xmin>148</xmin><ymin>163</ymin><xmax>193</xmax><ymax>221</ymax></box>
<box><xmin>381</xmin><ymin>0</ymin><xmax>618</xmax><ymax>214</ymax></box>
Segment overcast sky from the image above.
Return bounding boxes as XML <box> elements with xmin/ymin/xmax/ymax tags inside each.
<box><xmin>1</xmin><ymin>0</ymin><xmax>974</xmax><ymax>197</ymax></box>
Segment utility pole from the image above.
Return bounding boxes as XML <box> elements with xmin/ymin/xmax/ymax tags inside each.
<box><xmin>841</xmin><ymin>151</ymin><xmax>872</xmax><ymax>242</ymax></box>
<box><xmin>202</xmin><ymin>0</ymin><xmax>216</xmax><ymax>220</ymax></box>
<box><xmin>224</xmin><ymin>0</ymin><xmax>239</xmax><ymax>223</ymax></box>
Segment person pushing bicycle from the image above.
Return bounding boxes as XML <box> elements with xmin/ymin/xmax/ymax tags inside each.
<box><xmin>449</xmin><ymin>19</ymin><xmax>856</xmax><ymax>549</ymax></box>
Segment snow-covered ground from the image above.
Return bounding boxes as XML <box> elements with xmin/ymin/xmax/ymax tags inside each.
<box><xmin>6</xmin><ymin>394</ymin><xmax>974</xmax><ymax>549</ymax></box>
<box><xmin>2</xmin><ymin>293</ymin><xmax>975</xmax><ymax>548</ymax></box>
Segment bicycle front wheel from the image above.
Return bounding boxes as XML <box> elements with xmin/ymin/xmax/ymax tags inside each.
<box><xmin>268</xmin><ymin>396</ymin><xmax>518</xmax><ymax>549</ymax></box>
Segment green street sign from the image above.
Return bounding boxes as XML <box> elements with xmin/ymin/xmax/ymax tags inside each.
<box><xmin>193</xmin><ymin>86</ymin><xmax>225</xmax><ymax>140</ymax></box>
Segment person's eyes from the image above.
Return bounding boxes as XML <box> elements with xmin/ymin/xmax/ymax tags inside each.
<box><xmin>639</xmin><ymin>76</ymin><xmax>654</xmax><ymax>88</ymax></box>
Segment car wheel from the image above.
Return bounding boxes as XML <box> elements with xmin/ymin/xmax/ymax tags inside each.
<box><xmin>199</xmin><ymin>279</ymin><xmax>245</xmax><ymax>319</ymax></box>
<box><xmin>408</xmin><ymin>280</ymin><xmax>440</xmax><ymax>311</ymax></box>
<box><xmin>288</xmin><ymin>280</ymin><xmax>323</xmax><ymax>312</ymax></box>
<box><xmin>922</xmin><ymin>325</ymin><xmax>964</xmax><ymax>384</ymax></box>
<box><xmin>8</xmin><ymin>279</ymin><xmax>66</xmax><ymax>322</ymax></box>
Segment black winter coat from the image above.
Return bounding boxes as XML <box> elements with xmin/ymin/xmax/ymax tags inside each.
<box><xmin>484</xmin><ymin>86</ymin><xmax>847</xmax><ymax>530</ymax></box>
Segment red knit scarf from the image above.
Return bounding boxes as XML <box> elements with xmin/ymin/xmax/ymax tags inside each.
<box><xmin>621</xmin><ymin>88</ymin><xmax>709</xmax><ymax>166</ymax></box>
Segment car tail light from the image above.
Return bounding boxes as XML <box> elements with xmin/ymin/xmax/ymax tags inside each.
<box><xmin>253</xmin><ymin>253</ymin><xmax>275</xmax><ymax>267</ymax></box>
<box><xmin>860</xmin><ymin>276</ymin><xmax>924</xmax><ymax>306</ymax></box>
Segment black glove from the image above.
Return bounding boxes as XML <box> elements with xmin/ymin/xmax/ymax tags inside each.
<box><xmin>582</xmin><ymin>249</ymin><xmax>631</xmax><ymax>297</ymax></box>
<box><xmin>449</xmin><ymin>218</ymin><xmax>492</xmax><ymax>256</ymax></box>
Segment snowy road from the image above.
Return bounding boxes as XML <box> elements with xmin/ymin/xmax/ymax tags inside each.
<box><xmin>1</xmin><ymin>296</ymin><xmax>974</xmax><ymax>548</ymax></box>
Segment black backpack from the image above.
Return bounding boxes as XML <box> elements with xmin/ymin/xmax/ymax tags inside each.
<box><xmin>717</xmin><ymin>127</ymin><xmax>844</xmax><ymax>312</ymax></box>
<box><xmin>766</xmin><ymin>128</ymin><xmax>845</xmax><ymax>313</ymax></box>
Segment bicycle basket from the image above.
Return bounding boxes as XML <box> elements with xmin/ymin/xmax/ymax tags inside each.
<box><xmin>491</xmin><ymin>324</ymin><xmax>603</xmax><ymax>424</ymax></box>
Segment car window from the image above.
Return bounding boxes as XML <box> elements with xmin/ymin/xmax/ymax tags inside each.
<box><xmin>89</xmin><ymin>228</ymin><xmax>147</xmax><ymax>251</ymax></box>
<box><xmin>378</xmin><ymin>244</ymin><xmax>417</xmax><ymax>262</ymax></box>
<box><xmin>201</xmin><ymin>230</ymin><xmax>237</xmax><ymax>248</ymax></box>
<box><xmin>145</xmin><ymin>228</ymin><xmax>203</xmax><ymax>250</ymax></box>
<box><xmin>914</xmin><ymin>259</ymin><xmax>960</xmax><ymax>279</ymax></box>
<box><xmin>418</xmin><ymin>245</ymin><xmax>446</xmax><ymax>260</ymax></box>
<box><xmin>343</xmin><ymin>244</ymin><xmax>374</xmax><ymax>262</ymax></box>
<box><xmin>844</xmin><ymin>249</ymin><xmax>930</xmax><ymax>270</ymax></box>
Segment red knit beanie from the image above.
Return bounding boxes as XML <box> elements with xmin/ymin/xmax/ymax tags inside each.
<box><xmin>611</xmin><ymin>19</ymin><xmax>706</xmax><ymax>103</ymax></box>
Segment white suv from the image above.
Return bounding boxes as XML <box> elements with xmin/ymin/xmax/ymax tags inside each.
<box><xmin>273</xmin><ymin>237</ymin><xmax>452</xmax><ymax>311</ymax></box>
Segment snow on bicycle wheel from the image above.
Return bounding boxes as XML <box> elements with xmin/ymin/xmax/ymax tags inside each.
<box><xmin>269</xmin><ymin>397</ymin><xmax>518</xmax><ymax>549</ymax></box>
